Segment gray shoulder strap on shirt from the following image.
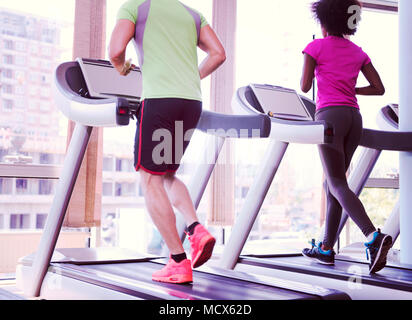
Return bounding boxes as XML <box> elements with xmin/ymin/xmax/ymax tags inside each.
<box><xmin>180</xmin><ymin>3</ymin><xmax>201</xmax><ymax>45</ymax></box>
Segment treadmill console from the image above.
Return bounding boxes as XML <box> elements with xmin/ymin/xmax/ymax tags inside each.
<box><xmin>249</xmin><ymin>84</ymin><xmax>313</xmax><ymax>121</ymax></box>
<box><xmin>77</xmin><ymin>58</ymin><xmax>143</xmax><ymax>123</ymax></box>
<box><xmin>77</xmin><ymin>58</ymin><xmax>142</xmax><ymax>101</ymax></box>
<box><xmin>234</xmin><ymin>84</ymin><xmax>314</xmax><ymax>121</ymax></box>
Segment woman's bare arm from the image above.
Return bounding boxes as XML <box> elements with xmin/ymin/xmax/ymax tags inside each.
<box><xmin>356</xmin><ymin>62</ymin><xmax>385</xmax><ymax>96</ymax></box>
<box><xmin>300</xmin><ymin>53</ymin><xmax>316</xmax><ymax>93</ymax></box>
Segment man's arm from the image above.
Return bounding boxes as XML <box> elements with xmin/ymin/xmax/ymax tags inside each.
<box><xmin>109</xmin><ymin>19</ymin><xmax>135</xmax><ymax>75</ymax></box>
<box><xmin>198</xmin><ymin>25</ymin><xmax>226</xmax><ymax>80</ymax></box>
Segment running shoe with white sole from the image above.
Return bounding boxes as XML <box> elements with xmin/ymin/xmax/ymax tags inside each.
<box><xmin>365</xmin><ymin>229</ymin><xmax>392</xmax><ymax>274</ymax></box>
<box><xmin>187</xmin><ymin>224</ymin><xmax>216</xmax><ymax>269</ymax></box>
<box><xmin>302</xmin><ymin>239</ymin><xmax>335</xmax><ymax>265</ymax></box>
<box><xmin>152</xmin><ymin>258</ymin><xmax>193</xmax><ymax>284</ymax></box>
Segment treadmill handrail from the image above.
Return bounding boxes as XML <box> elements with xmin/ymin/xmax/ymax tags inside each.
<box><xmin>379</xmin><ymin>105</ymin><xmax>399</xmax><ymax>129</ymax></box>
<box><xmin>268</xmin><ymin>117</ymin><xmax>334</xmax><ymax>144</ymax></box>
<box><xmin>360</xmin><ymin>128</ymin><xmax>412</xmax><ymax>151</ymax></box>
<box><xmin>56</xmin><ymin>61</ymin><xmax>272</xmax><ymax>135</ymax></box>
<box><xmin>197</xmin><ymin>110</ymin><xmax>271</xmax><ymax>138</ymax></box>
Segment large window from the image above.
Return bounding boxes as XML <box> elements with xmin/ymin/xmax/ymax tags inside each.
<box><xmin>235</xmin><ymin>0</ymin><xmax>322</xmax><ymax>254</ymax></box>
<box><xmin>0</xmin><ymin>1</ymin><xmax>399</xmax><ymax>281</ymax></box>
<box><xmin>235</xmin><ymin>1</ymin><xmax>400</xmax><ymax>254</ymax></box>
<box><xmin>0</xmin><ymin>0</ymin><xmax>75</xmax><ymax>278</ymax></box>
<box><xmin>0</xmin><ymin>1</ymin><xmax>73</xmax><ymax>167</ymax></box>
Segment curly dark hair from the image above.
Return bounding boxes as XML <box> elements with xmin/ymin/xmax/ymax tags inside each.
<box><xmin>312</xmin><ymin>0</ymin><xmax>363</xmax><ymax>36</ymax></box>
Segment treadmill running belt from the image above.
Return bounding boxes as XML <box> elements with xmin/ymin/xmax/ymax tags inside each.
<box><xmin>239</xmin><ymin>255</ymin><xmax>412</xmax><ymax>292</ymax></box>
<box><xmin>50</xmin><ymin>261</ymin><xmax>320</xmax><ymax>300</ymax></box>
<box><xmin>0</xmin><ymin>288</ymin><xmax>25</xmax><ymax>300</ymax></box>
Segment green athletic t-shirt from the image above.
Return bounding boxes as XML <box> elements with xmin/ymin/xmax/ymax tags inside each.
<box><xmin>117</xmin><ymin>0</ymin><xmax>208</xmax><ymax>101</ymax></box>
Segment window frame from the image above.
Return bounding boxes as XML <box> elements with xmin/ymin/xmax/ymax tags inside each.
<box><xmin>0</xmin><ymin>164</ymin><xmax>61</xmax><ymax>180</ymax></box>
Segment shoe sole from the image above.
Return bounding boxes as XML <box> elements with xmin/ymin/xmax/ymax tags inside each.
<box><xmin>302</xmin><ymin>252</ymin><xmax>334</xmax><ymax>266</ymax></box>
<box><xmin>192</xmin><ymin>236</ymin><xmax>216</xmax><ymax>269</ymax></box>
<box><xmin>152</xmin><ymin>274</ymin><xmax>193</xmax><ymax>284</ymax></box>
<box><xmin>369</xmin><ymin>235</ymin><xmax>392</xmax><ymax>274</ymax></box>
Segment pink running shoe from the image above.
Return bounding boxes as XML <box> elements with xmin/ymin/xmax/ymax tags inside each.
<box><xmin>187</xmin><ymin>224</ymin><xmax>216</xmax><ymax>268</ymax></box>
<box><xmin>152</xmin><ymin>258</ymin><xmax>193</xmax><ymax>284</ymax></box>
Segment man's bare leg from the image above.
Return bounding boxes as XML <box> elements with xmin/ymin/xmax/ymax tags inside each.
<box><xmin>163</xmin><ymin>172</ymin><xmax>198</xmax><ymax>227</ymax></box>
<box><xmin>163</xmin><ymin>172</ymin><xmax>215</xmax><ymax>268</ymax></box>
<box><xmin>139</xmin><ymin>170</ymin><xmax>184</xmax><ymax>255</ymax></box>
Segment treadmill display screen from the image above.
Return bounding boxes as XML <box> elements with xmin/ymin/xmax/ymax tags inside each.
<box><xmin>78</xmin><ymin>59</ymin><xmax>142</xmax><ymax>101</ymax></box>
<box><xmin>250</xmin><ymin>84</ymin><xmax>312</xmax><ymax>121</ymax></box>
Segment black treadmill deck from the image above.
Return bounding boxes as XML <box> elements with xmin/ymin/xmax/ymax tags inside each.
<box><xmin>48</xmin><ymin>259</ymin><xmax>347</xmax><ymax>300</ymax></box>
<box><xmin>239</xmin><ymin>254</ymin><xmax>412</xmax><ymax>293</ymax></box>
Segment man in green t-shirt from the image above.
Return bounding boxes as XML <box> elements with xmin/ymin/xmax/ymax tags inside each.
<box><xmin>109</xmin><ymin>0</ymin><xmax>226</xmax><ymax>284</ymax></box>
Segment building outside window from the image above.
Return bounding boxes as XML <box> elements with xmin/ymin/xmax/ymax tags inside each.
<box><xmin>3</xmin><ymin>54</ymin><xmax>13</xmax><ymax>64</ymax></box>
<box><xmin>103</xmin><ymin>182</ymin><xmax>113</xmax><ymax>197</ymax></box>
<box><xmin>0</xmin><ymin>1</ymin><xmax>75</xmax><ymax>278</ymax></box>
<box><xmin>2</xmin><ymin>99</ymin><xmax>13</xmax><ymax>111</ymax></box>
<box><xmin>2</xmin><ymin>69</ymin><xmax>12</xmax><ymax>79</ymax></box>
<box><xmin>0</xmin><ymin>178</ymin><xmax>12</xmax><ymax>194</ymax></box>
<box><xmin>15</xmin><ymin>41</ymin><xmax>26</xmax><ymax>52</ymax></box>
<box><xmin>2</xmin><ymin>84</ymin><xmax>13</xmax><ymax>94</ymax></box>
<box><xmin>38</xmin><ymin>180</ymin><xmax>53</xmax><ymax>195</ymax></box>
<box><xmin>3</xmin><ymin>39</ymin><xmax>13</xmax><ymax>49</ymax></box>
<box><xmin>9</xmin><ymin>214</ymin><xmax>30</xmax><ymax>229</ymax></box>
<box><xmin>35</xmin><ymin>214</ymin><xmax>47</xmax><ymax>229</ymax></box>
<box><xmin>15</xmin><ymin>179</ymin><xmax>28</xmax><ymax>195</ymax></box>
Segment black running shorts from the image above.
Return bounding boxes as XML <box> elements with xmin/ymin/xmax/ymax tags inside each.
<box><xmin>134</xmin><ymin>98</ymin><xmax>202</xmax><ymax>175</ymax></box>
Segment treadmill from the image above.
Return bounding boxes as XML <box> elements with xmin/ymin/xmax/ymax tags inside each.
<box><xmin>15</xmin><ymin>60</ymin><xmax>349</xmax><ymax>300</ymax></box>
<box><xmin>0</xmin><ymin>288</ymin><xmax>25</xmax><ymax>300</ymax></box>
<box><xmin>221</xmin><ymin>86</ymin><xmax>412</xmax><ymax>300</ymax></box>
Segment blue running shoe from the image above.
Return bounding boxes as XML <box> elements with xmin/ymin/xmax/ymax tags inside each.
<box><xmin>302</xmin><ymin>239</ymin><xmax>335</xmax><ymax>265</ymax></box>
<box><xmin>365</xmin><ymin>229</ymin><xmax>392</xmax><ymax>274</ymax></box>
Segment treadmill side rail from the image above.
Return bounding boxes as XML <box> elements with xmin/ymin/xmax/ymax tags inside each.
<box><xmin>196</xmin><ymin>110</ymin><xmax>271</xmax><ymax>138</ymax></box>
<box><xmin>28</xmin><ymin>124</ymin><xmax>93</xmax><ymax>297</ymax></box>
<box><xmin>360</xmin><ymin>128</ymin><xmax>412</xmax><ymax>151</ymax></box>
<box><xmin>270</xmin><ymin>118</ymin><xmax>333</xmax><ymax>144</ymax></box>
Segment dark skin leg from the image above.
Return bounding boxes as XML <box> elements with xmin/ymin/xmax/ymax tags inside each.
<box><xmin>300</xmin><ymin>26</ymin><xmax>385</xmax><ymax>252</ymax></box>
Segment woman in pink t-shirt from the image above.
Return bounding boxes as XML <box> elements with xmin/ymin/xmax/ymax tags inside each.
<box><xmin>300</xmin><ymin>0</ymin><xmax>391</xmax><ymax>274</ymax></box>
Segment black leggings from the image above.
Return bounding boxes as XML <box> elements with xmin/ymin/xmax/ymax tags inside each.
<box><xmin>316</xmin><ymin>106</ymin><xmax>376</xmax><ymax>248</ymax></box>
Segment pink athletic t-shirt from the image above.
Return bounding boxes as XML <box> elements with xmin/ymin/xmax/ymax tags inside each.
<box><xmin>303</xmin><ymin>36</ymin><xmax>371</xmax><ymax>110</ymax></box>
